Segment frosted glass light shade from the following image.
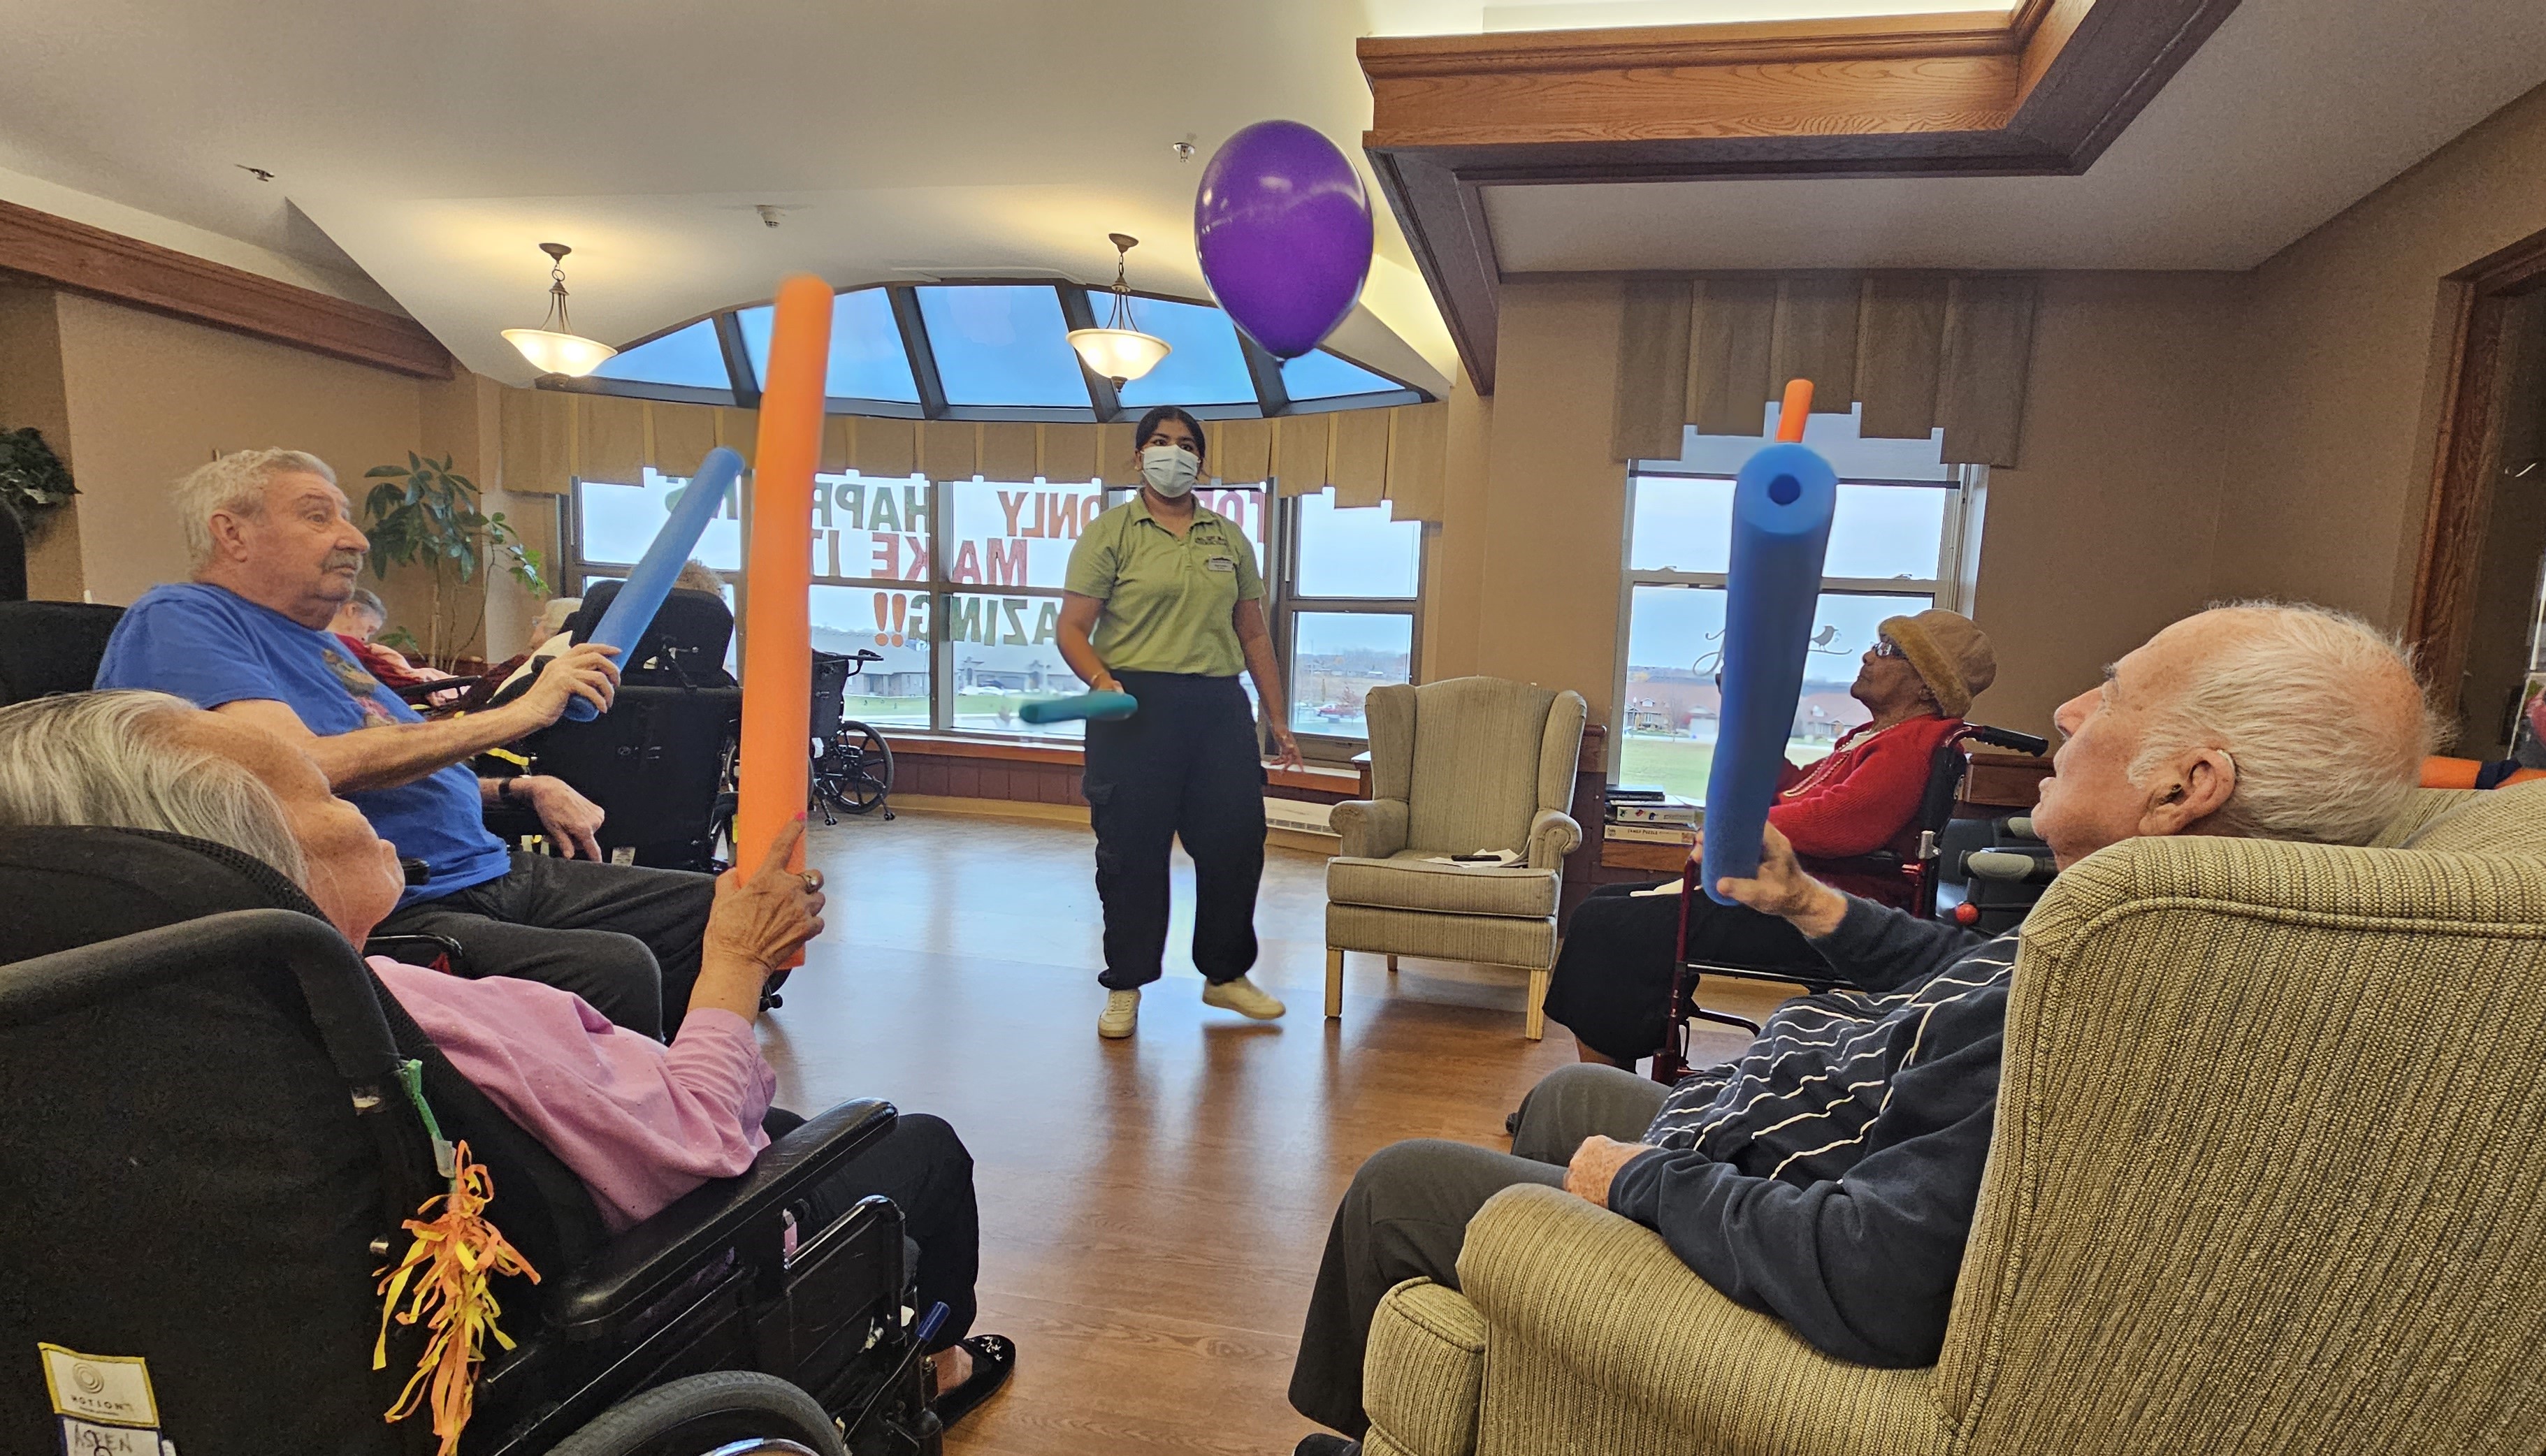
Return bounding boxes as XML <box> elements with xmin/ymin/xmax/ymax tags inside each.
<box><xmin>1066</xmin><ymin>327</ymin><xmax>1170</xmax><ymax>385</ymax></box>
<box><xmin>504</xmin><ymin>327</ymin><xmax>619</xmax><ymax>377</ymax></box>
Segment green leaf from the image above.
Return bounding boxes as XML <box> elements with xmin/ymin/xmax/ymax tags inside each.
<box><xmin>364</xmin><ymin>464</ymin><xmax>405</xmax><ymax>479</ymax></box>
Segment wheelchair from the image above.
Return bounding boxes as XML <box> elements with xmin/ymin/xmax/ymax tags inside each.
<box><xmin>0</xmin><ymin>825</ymin><xmax>941</xmax><ymax>1455</ymax></box>
<box><xmin>1651</xmin><ymin>722</ymin><xmax>2051</xmax><ymax>1081</ymax></box>
<box><xmin>810</xmin><ymin>649</ymin><xmax>895</xmax><ymax>825</ymax></box>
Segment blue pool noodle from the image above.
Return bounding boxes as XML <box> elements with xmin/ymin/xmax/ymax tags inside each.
<box><xmin>1016</xmin><ymin>690</ymin><xmax>1139</xmax><ymax>725</ymax></box>
<box><xmin>562</xmin><ymin>446</ymin><xmax>743</xmax><ymax>721</ymax></box>
<box><xmin>1699</xmin><ymin>440</ymin><xmax>1839</xmax><ymax>905</ymax></box>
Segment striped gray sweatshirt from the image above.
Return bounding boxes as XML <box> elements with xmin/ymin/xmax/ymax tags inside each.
<box><xmin>1608</xmin><ymin>896</ymin><xmax>2016</xmax><ymax>1367</ymax></box>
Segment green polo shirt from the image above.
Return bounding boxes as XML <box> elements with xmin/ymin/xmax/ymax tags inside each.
<box><xmin>1064</xmin><ymin>497</ymin><xmax>1264</xmax><ymax>676</ymax></box>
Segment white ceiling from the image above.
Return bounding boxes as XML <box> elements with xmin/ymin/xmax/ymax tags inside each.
<box><xmin>1486</xmin><ymin>0</ymin><xmax>2546</xmax><ymax>272</ymax></box>
<box><xmin>1</xmin><ymin>0</ymin><xmax>2540</xmax><ymax>388</ymax></box>
<box><xmin>0</xmin><ymin>1</ymin><xmax>1455</xmax><ymax>391</ymax></box>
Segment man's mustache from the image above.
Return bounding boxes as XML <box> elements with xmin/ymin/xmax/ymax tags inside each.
<box><xmin>324</xmin><ymin>549</ymin><xmax>366</xmax><ymax>573</ymax></box>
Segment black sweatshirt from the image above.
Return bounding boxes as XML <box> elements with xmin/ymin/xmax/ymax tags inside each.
<box><xmin>1606</xmin><ymin>897</ymin><xmax>2013</xmax><ymax>1367</ymax></box>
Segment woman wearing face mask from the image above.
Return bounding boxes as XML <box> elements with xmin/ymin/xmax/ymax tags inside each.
<box><xmin>1057</xmin><ymin>406</ymin><xmax>1304</xmax><ymax>1040</ymax></box>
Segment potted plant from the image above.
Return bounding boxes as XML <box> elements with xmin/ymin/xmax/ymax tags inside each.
<box><xmin>0</xmin><ymin>426</ymin><xmax>77</xmax><ymax>530</ymax></box>
<box><xmin>360</xmin><ymin>453</ymin><xmax>547</xmax><ymax>668</ymax></box>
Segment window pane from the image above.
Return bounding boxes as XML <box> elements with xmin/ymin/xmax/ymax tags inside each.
<box><xmin>1294</xmin><ymin>488</ymin><xmax>1419</xmax><ymax>598</ymax></box>
<box><xmin>1278</xmin><ymin>349</ymin><xmax>1402</xmax><ymax>401</ymax></box>
<box><xmin>1111</xmin><ymin>296</ymin><xmax>1258</xmax><ymax>409</ymax></box>
<box><xmin>1826</xmin><ymin>483</ymin><xmax>1947</xmax><ymax>581</ymax></box>
<box><xmin>577</xmin><ymin>469</ymin><xmax>744</xmax><ymax>572</ymax></box>
<box><xmin>1628</xmin><ymin>476</ymin><xmax>1734</xmax><ymax>574</ymax></box>
<box><xmin>1618</xmin><ymin>585</ymin><xmax>1934</xmax><ymax>801</ymax></box>
<box><xmin>1630</xmin><ymin>476</ymin><xmax>1948</xmax><ymax>581</ymax></box>
<box><xmin>588</xmin><ymin>319</ymin><xmax>732</xmax><ymax>390</ymax></box>
<box><xmin>810</xmin><ymin>584</ymin><xmax>931</xmax><ymax>728</ymax></box>
<box><xmin>917</xmin><ymin>286</ymin><xmax>1091</xmax><ymax>408</ymax></box>
<box><xmin>1291</xmin><ymin>611</ymin><xmax>1413</xmax><ymax>736</ymax></box>
<box><xmin>945</xmin><ymin>592</ymin><xmax>1091</xmax><ymax>738</ymax></box>
<box><xmin>737</xmin><ymin>289</ymin><xmax>918</xmax><ymax>402</ymax></box>
<box><xmin>945</xmin><ymin>480</ymin><xmax>1109</xmax><ymax>591</ymax></box>
<box><xmin>812</xmin><ymin>474</ymin><xmax>932</xmax><ymax>584</ymax></box>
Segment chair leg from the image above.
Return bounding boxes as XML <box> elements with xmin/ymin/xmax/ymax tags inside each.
<box><xmin>1524</xmin><ymin>966</ymin><xmax>1549</xmax><ymax>1041</ymax></box>
<box><xmin>1385</xmin><ymin>954</ymin><xmax>1398</xmax><ymax>975</ymax></box>
<box><xmin>1325</xmin><ymin>948</ymin><xmax>1345</xmax><ymax>1019</ymax></box>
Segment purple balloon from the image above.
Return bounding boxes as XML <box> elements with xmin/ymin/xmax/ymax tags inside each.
<box><xmin>1194</xmin><ymin>120</ymin><xmax>1374</xmax><ymax>361</ymax></box>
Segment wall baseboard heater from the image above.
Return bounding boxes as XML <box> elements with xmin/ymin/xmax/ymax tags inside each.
<box><xmin>1264</xmin><ymin>796</ymin><xmax>1336</xmax><ymax>836</ymax></box>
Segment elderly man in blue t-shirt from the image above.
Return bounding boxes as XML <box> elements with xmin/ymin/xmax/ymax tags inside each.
<box><xmin>95</xmin><ymin>447</ymin><xmax>714</xmax><ymax>1038</ymax></box>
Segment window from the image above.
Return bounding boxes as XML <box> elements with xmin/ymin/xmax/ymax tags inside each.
<box><xmin>1279</xmin><ymin>489</ymin><xmax>1424</xmax><ymax>753</ymax></box>
<box><xmin>1614</xmin><ymin>405</ymin><xmax>1983</xmax><ymax>801</ymax></box>
<box><xmin>552</xmin><ymin>282</ymin><xmax>1424</xmax><ymax>420</ymax></box>
<box><xmin>570</xmin><ymin>467</ymin><xmax>1285</xmax><ymax>743</ymax></box>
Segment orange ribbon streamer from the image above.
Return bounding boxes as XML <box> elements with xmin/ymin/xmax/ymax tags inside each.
<box><xmin>373</xmin><ymin>1142</ymin><xmax>539</xmax><ymax>1455</ymax></box>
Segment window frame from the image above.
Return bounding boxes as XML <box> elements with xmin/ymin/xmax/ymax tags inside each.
<box><xmin>1272</xmin><ymin>489</ymin><xmax>1426</xmax><ymax>763</ymax></box>
<box><xmin>1608</xmin><ymin>461</ymin><xmax>1987</xmax><ymax>781</ymax></box>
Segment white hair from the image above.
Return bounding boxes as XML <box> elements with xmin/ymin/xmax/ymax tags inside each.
<box><xmin>0</xmin><ymin>690</ymin><xmax>307</xmax><ymax>882</ymax></box>
<box><xmin>2127</xmin><ymin>602</ymin><xmax>2440</xmax><ymax>846</ymax></box>
<box><xmin>173</xmin><ymin>448</ymin><xmax>338</xmax><ymax>569</ymax></box>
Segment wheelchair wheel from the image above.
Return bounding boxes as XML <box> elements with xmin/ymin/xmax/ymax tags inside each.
<box><xmin>543</xmin><ymin>1369</ymin><xmax>846</xmax><ymax>1456</ymax></box>
<box><xmin>812</xmin><ymin>720</ymin><xmax>895</xmax><ymax>822</ymax></box>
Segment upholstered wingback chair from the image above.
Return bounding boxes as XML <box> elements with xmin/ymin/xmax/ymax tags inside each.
<box><xmin>1324</xmin><ymin>676</ymin><xmax>1588</xmax><ymax>1040</ymax></box>
<box><xmin>1357</xmin><ymin>782</ymin><xmax>2546</xmax><ymax>1455</ymax></box>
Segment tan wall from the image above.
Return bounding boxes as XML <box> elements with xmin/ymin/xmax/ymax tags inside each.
<box><xmin>2213</xmin><ymin>82</ymin><xmax>2546</xmax><ymax>627</ymax></box>
<box><xmin>1971</xmin><ymin>272</ymin><xmax>2245</xmax><ymax>734</ymax></box>
<box><xmin>0</xmin><ymin>288</ymin><xmax>84</xmax><ymax>600</ymax></box>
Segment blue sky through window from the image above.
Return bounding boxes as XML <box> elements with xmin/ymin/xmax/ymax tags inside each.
<box><xmin>588</xmin><ymin>319</ymin><xmax>730</xmax><ymax>389</ymax></box>
<box><xmin>1113</xmin><ymin>296</ymin><xmax>1257</xmax><ymax>409</ymax></box>
<box><xmin>737</xmin><ymin>289</ymin><xmax>918</xmax><ymax>402</ymax></box>
<box><xmin>917</xmin><ymin>286</ymin><xmax>1091</xmax><ymax>408</ymax></box>
<box><xmin>1278</xmin><ymin>348</ymin><xmax>1401</xmax><ymax>401</ymax></box>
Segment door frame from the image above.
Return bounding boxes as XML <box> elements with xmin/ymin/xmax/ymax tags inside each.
<box><xmin>2408</xmin><ymin>227</ymin><xmax>2546</xmax><ymax>713</ymax></box>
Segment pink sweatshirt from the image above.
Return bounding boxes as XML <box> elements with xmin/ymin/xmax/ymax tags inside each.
<box><xmin>368</xmin><ymin>956</ymin><xmax>776</xmax><ymax>1232</ymax></box>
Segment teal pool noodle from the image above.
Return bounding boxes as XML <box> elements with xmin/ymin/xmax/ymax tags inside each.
<box><xmin>1699</xmin><ymin>440</ymin><xmax>1838</xmax><ymax>905</ymax></box>
<box><xmin>1018</xmin><ymin>690</ymin><xmax>1138</xmax><ymax>725</ymax></box>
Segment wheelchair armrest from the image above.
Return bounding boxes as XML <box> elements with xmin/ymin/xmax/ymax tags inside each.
<box><xmin>549</xmin><ymin>1097</ymin><xmax>897</xmax><ymax>1341</ymax></box>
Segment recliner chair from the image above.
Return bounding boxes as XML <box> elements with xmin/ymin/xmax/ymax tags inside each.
<box><xmin>0</xmin><ymin>826</ymin><xmax>937</xmax><ymax>1455</ymax></box>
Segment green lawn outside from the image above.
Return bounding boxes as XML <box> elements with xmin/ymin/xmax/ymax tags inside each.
<box><xmin>1615</xmin><ymin>732</ymin><xmax>1836</xmax><ymax>803</ymax></box>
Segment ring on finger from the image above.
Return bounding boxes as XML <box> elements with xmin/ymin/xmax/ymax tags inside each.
<box><xmin>800</xmin><ymin>869</ymin><xmax>825</xmax><ymax>893</ymax></box>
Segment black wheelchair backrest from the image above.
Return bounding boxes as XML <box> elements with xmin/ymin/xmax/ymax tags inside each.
<box><xmin>567</xmin><ymin>581</ymin><xmax>736</xmax><ymax>685</ymax></box>
<box><xmin>0</xmin><ymin>599</ymin><xmax>126</xmax><ymax>705</ymax></box>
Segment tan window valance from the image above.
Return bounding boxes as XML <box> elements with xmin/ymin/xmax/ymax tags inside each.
<box><xmin>1611</xmin><ymin>273</ymin><xmax>2039</xmax><ymax>468</ymax></box>
<box><xmin>497</xmin><ymin>388</ymin><xmax>1452</xmax><ymax>522</ymax></box>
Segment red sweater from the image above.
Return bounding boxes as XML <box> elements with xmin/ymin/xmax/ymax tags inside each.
<box><xmin>1769</xmin><ymin>715</ymin><xmax>1962</xmax><ymax>898</ymax></box>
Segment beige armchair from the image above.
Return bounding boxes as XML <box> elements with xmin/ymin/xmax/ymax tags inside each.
<box><xmin>1359</xmin><ymin>782</ymin><xmax>2546</xmax><ymax>1455</ymax></box>
<box><xmin>1325</xmin><ymin>676</ymin><xmax>1589</xmax><ymax>1040</ymax></box>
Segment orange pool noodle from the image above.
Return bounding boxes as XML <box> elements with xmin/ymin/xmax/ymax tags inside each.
<box><xmin>1777</xmin><ymin>378</ymin><xmax>1814</xmax><ymax>442</ymax></box>
<box><xmin>736</xmin><ymin>275</ymin><xmax>833</xmax><ymax>963</ymax></box>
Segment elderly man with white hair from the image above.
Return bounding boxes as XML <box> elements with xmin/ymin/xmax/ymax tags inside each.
<box><xmin>1287</xmin><ymin>602</ymin><xmax>2439</xmax><ymax>1456</ymax></box>
<box><xmin>93</xmin><ymin>447</ymin><xmax>714</xmax><ymax>1038</ymax></box>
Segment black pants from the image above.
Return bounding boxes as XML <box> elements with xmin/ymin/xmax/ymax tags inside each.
<box><xmin>1082</xmin><ymin>671</ymin><xmax>1266</xmax><ymax>990</ymax></box>
<box><xmin>374</xmin><ymin>851</ymin><xmax>716</xmax><ymax>1040</ymax></box>
<box><xmin>769</xmin><ymin>1107</ymin><xmax>981</xmax><ymax>1355</ymax></box>
<box><xmin>1539</xmin><ymin>882</ymin><xmax>1826</xmax><ymax>1063</ymax></box>
<box><xmin>1289</xmin><ymin>1064</ymin><xmax>1670</xmax><ymax>1437</ymax></box>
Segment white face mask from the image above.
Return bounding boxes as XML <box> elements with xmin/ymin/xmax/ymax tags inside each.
<box><xmin>1141</xmin><ymin>444</ymin><xmax>1201</xmax><ymax>497</ymax></box>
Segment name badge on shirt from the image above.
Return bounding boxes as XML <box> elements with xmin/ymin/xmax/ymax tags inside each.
<box><xmin>1206</xmin><ymin>557</ymin><xmax>1236</xmax><ymax>573</ymax></box>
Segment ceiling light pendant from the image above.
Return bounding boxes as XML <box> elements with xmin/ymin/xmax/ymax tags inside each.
<box><xmin>502</xmin><ymin>242</ymin><xmax>617</xmax><ymax>378</ymax></box>
<box><xmin>1068</xmin><ymin>233</ymin><xmax>1171</xmax><ymax>387</ymax></box>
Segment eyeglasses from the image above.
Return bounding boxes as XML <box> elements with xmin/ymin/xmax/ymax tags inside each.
<box><xmin>1872</xmin><ymin>638</ymin><xmax>1904</xmax><ymax>658</ymax></box>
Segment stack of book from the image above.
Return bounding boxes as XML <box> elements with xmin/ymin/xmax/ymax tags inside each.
<box><xmin>1605</xmin><ymin>786</ymin><xmax>1698</xmax><ymax>845</ymax></box>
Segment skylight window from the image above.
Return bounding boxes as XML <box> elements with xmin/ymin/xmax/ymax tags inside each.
<box><xmin>916</xmin><ymin>286</ymin><xmax>1090</xmax><ymax>409</ymax></box>
<box><xmin>737</xmin><ymin>288</ymin><xmax>918</xmax><ymax>403</ymax></box>
<box><xmin>1279</xmin><ymin>349</ymin><xmax>1405</xmax><ymax>402</ymax></box>
<box><xmin>1112</xmin><ymin>296</ymin><xmax>1258</xmax><ymax>409</ymax></box>
<box><xmin>586</xmin><ymin>318</ymin><xmax>731</xmax><ymax>391</ymax></box>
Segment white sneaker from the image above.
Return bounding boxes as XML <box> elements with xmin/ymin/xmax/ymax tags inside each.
<box><xmin>1201</xmin><ymin>975</ymin><xmax>1287</xmax><ymax>1020</ymax></box>
<box><xmin>1098</xmin><ymin>989</ymin><xmax>1140</xmax><ymax>1039</ymax></box>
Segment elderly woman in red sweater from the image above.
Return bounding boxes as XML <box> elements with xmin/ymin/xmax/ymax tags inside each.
<box><xmin>1542</xmin><ymin>609</ymin><xmax>1997</xmax><ymax>1067</ymax></box>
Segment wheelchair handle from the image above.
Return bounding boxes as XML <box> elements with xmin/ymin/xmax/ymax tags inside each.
<box><xmin>1962</xmin><ymin>725</ymin><xmax>2051</xmax><ymax>757</ymax></box>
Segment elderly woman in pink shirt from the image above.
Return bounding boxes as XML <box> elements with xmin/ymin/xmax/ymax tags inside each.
<box><xmin>0</xmin><ymin>691</ymin><xmax>1013</xmax><ymax>1425</ymax></box>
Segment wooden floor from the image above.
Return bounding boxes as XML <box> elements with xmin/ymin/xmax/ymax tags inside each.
<box><xmin>770</xmin><ymin>809</ymin><xmax>1780</xmax><ymax>1456</ymax></box>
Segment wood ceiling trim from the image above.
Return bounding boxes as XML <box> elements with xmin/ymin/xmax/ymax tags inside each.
<box><xmin>0</xmin><ymin>198</ymin><xmax>451</xmax><ymax>379</ymax></box>
<box><xmin>1361</xmin><ymin>0</ymin><xmax>2241</xmax><ymax>392</ymax></box>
